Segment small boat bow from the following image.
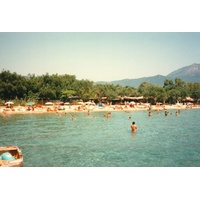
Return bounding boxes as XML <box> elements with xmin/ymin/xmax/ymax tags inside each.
<box><xmin>0</xmin><ymin>146</ymin><xmax>23</xmax><ymax>167</ymax></box>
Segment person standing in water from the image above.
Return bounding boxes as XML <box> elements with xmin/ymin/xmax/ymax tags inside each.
<box><xmin>72</xmin><ymin>115</ymin><xmax>76</xmax><ymax>120</ymax></box>
<box><xmin>131</xmin><ymin>121</ymin><xmax>137</xmax><ymax>132</ymax></box>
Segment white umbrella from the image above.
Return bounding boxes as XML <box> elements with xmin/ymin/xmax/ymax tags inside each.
<box><xmin>45</xmin><ymin>102</ymin><xmax>53</xmax><ymax>106</ymax></box>
<box><xmin>5</xmin><ymin>102</ymin><xmax>14</xmax><ymax>105</ymax></box>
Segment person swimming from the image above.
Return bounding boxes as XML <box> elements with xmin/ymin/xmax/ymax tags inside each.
<box><xmin>148</xmin><ymin>111</ymin><xmax>152</xmax><ymax>116</ymax></box>
<box><xmin>104</xmin><ymin>112</ymin><xmax>111</xmax><ymax>118</ymax></box>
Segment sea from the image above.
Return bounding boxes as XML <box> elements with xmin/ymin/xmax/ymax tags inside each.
<box><xmin>0</xmin><ymin>108</ymin><xmax>200</xmax><ymax>167</ymax></box>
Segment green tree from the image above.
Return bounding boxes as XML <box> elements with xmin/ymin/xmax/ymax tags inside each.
<box><xmin>60</xmin><ymin>89</ymin><xmax>76</xmax><ymax>101</ymax></box>
<box><xmin>0</xmin><ymin>70</ymin><xmax>28</xmax><ymax>100</ymax></box>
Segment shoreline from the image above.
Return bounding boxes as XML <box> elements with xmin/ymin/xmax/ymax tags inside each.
<box><xmin>1</xmin><ymin>104</ymin><xmax>199</xmax><ymax>115</ymax></box>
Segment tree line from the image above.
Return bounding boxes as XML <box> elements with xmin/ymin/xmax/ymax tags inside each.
<box><xmin>0</xmin><ymin>70</ymin><xmax>200</xmax><ymax>105</ymax></box>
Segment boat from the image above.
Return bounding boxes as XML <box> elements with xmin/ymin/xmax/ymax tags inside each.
<box><xmin>0</xmin><ymin>146</ymin><xmax>23</xmax><ymax>167</ymax></box>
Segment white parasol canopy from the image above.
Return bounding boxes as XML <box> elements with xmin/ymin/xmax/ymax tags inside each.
<box><xmin>45</xmin><ymin>102</ymin><xmax>54</xmax><ymax>106</ymax></box>
<box><xmin>5</xmin><ymin>101</ymin><xmax>14</xmax><ymax>105</ymax></box>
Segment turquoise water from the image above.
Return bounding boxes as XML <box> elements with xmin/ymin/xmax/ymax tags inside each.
<box><xmin>0</xmin><ymin>109</ymin><xmax>200</xmax><ymax>167</ymax></box>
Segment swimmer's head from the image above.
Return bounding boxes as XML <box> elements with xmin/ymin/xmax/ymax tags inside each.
<box><xmin>132</xmin><ymin>121</ymin><xmax>135</xmax><ymax>124</ymax></box>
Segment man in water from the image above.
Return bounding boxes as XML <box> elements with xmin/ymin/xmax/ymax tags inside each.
<box><xmin>131</xmin><ymin>121</ymin><xmax>137</xmax><ymax>132</ymax></box>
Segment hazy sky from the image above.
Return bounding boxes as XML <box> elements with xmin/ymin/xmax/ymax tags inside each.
<box><xmin>0</xmin><ymin>32</ymin><xmax>200</xmax><ymax>82</ymax></box>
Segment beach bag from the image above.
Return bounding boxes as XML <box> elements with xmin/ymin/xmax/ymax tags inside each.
<box><xmin>1</xmin><ymin>152</ymin><xmax>15</xmax><ymax>160</ymax></box>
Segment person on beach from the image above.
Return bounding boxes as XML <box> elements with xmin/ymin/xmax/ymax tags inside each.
<box><xmin>131</xmin><ymin>121</ymin><xmax>137</xmax><ymax>132</ymax></box>
<box><xmin>2</xmin><ymin>109</ymin><xmax>6</xmax><ymax>115</ymax></box>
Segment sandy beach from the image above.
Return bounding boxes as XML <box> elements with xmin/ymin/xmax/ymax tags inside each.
<box><xmin>1</xmin><ymin>103</ymin><xmax>199</xmax><ymax>116</ymax></box>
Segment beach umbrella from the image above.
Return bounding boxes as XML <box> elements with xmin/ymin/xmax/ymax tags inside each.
<box><xmin>27</xmin><ymin>102</ymin><xmax>35</xmax><ymax>105</ymax></box>
<box><xmin>45</xmin><ymin>102</ymin><xmax>53</xmax><ymax>106</ymax></box>
<box><xmin>5</xmin><ymin>101</ymin><xmax>14</xmax><ymax>105</ymax></box>
<box><xmin>56</xmin><ymin>101</ymin><xmax>64</xmax><ymax>105</ymax></box>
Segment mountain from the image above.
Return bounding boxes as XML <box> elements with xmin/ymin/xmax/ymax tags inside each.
<box><xmin>110</xmin><ymin>75</ymin><xmax>167</xmax><ymax>87</ymax></box>
<box><xmin>96</xmin><ymin>63</ymin><xmax>200</xmax><ymax>87</ymax></box>
<box><xmin>167</xmin><ymin>63</ymin><xmax>200</xmax><ymax>77</ymax></box>
<box><xmin>166</xmin><ymin>63</ymin><xmax>200</xmax><ymax>83</ymax></box>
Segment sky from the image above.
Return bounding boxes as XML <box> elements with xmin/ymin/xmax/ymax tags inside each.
<box><xmin>0</xmin><ymin>32</ymin><xmax>200</xmax><ymax>82</ymax></box>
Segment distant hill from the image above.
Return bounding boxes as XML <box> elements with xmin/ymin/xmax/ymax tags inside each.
<box><xmin>109</xmin><ymin>75</ymin><xmax>167</xmax><ymax>87</ymax></box>
<box><xmin>166</xmin><ymin>63</ymin><xmax>200</xmax><ymax>83</ymax></box>
<box><xmin>167</xmin><ymin>63</ymin><xmax>200</xmax><ymax>77</ymax></box>
<box><xmin>96</xmin><ymin>63</ymin><xmax>200</xmax><ymax>87</ymax></box>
